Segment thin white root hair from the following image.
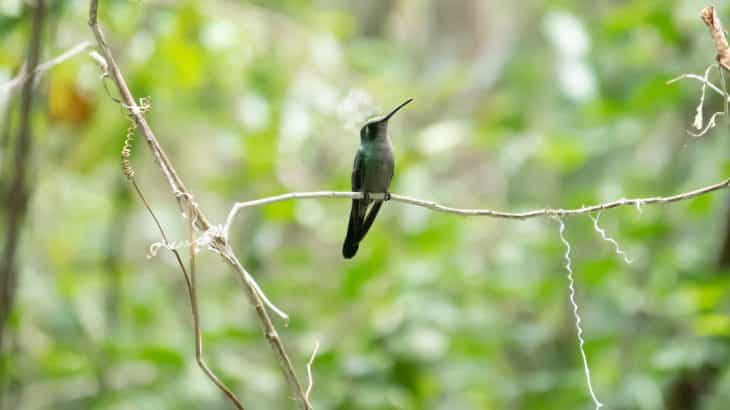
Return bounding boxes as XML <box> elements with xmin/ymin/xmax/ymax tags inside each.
<box><xmin>556</xmin><ymin>217</ymin><xmax>603</xmax><ymax>410</ymax></box>
<box><xmin>305</xmin><ymin>340</ymin><xmax>320</xmax><ymax>405</ymax></box>
<box><xmin>590</xmin><ymin>212</ymin><xmax>633</xmax><ymax>264</ymax></box>
<box><xmin>667</xmin><ymin>72</ymin><xmax>730</xmax><ymax>102</ymax></box>
<box><xmin>689</xmin><ymin>111</ymin><xmax>724</xmax><ymax>137</ymax></box>
<box><xmin>147</xmin><ymin>225</ymin><xmax>224</xmax><ymax>258</ymax></box>
<box><xmin>692</xmin><ymin>64</ymin><xmax>716</xmax><ymax>129</ymax></box>
<box><xmin>148</xmin><ymin>239</ymin><xmax>192</xmax><ymax>259</ymax></box>
<box><xmin>669</xmin><ymin>65</ymin><xmax>729</xmax><ymax>137</ymax></box>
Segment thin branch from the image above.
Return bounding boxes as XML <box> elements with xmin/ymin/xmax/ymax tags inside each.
<box><xmin>87</xmin><ymin>1</ymin><xmax>310</xmax><ymax>408</ymax></box>
<box><xmin>146</xmin><ymin>228</ymin><xmax>290</xmax><ymax>323</ymax></box>
<box><xmin>135</xmin><ymin>179</ymin><xmax>245</xmax><ymax>409</ymax></box>
<box><xmin>185</xmin><ymin>203</ymin><xmax>246</xmax><ymax>410</ymax></box>
<box><xmin>103</xmin><ymin>181</ymin><xmax>130</xmax><ymax>333</ymax></box>
<box><xmin>218</xmin><ymin>249</ymin><xmax>309</xmax><ymax>407</ymax></box>
<box><xmin>1</xmin><ymin>0</ymin><xmax>45</xmax><ymax>354</ymax></box>
<box><xmin>0</xmin><ymin>41</ymin><xmax>90</xmax><ymax>98</ymax></box>
<box><xmin>87</xmin><ymin>0</ymin><xmax>206</xmax><ymax>229</ymax></box>
<box><xmin>224</xmin><ymin>178</ymin><xmax>730</xmax><ymax>235</ymax></box>
<box><xmin>0</xmin><ymin>2</ymin><xmax>45</xmax><ymax>405</ymax></box>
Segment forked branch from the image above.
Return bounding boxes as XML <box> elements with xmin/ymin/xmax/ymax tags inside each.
<box><xmin>87</xmin><ymin>1</ymin><xmax>311</xmax><ymax>409</ymax></box>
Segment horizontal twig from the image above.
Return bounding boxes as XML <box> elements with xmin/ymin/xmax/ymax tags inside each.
<box><xmin>0</xmin><ymin>41</ymin><xmax>91</xmax><ymax>98</ymax></box>
<box><xmin>224</xmin><ymin>178</ymin><xmax>730</xmax><ymax>235</ymax></box>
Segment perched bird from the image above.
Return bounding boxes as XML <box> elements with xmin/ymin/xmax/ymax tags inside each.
<box><xmin>342</xmin><ymin>98</ymin><xmax>413</xmax><ymax>259</ymax></box>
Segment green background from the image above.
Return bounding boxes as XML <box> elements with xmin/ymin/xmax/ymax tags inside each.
<box><xmin>1</xmin><ymin>0</ymin><xmax>730</xmax><ymax>409</ymax></box>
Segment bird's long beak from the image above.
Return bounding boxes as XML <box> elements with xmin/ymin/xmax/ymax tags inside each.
<box><xmin>383</xmin><ymin>98</ymin><xmax>413</xmax><ymax>121</ymax></box>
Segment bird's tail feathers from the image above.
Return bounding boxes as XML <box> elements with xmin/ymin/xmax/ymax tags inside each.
<box><xmin>342</xmin><ymin>200</ymin><xmax>362</xmax><ymax>258</ymax></box>
<box><xmin>342</xmin><ymin>237</ymin><xmax>359</xmax><ymax>259</ymax></box>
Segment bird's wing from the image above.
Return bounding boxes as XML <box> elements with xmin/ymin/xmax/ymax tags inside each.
<box><xmin>351</xmin><ymin>149</ymin><xmax>364</xmax><ymax>192</ymax></box>
<box><xmin>350</xmin><ymin>149</ymin><xmax>367</xmax><ymax>223</ymax></box>
<box><xmin>342</xmin><ymin>150</ymin><xmax>367</xmax><ymax>258</ymax></box>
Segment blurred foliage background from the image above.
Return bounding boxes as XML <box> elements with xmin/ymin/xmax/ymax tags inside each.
<box><xmin>1</xmin><ymin>0</ymin><xmax>730</xmax><ymax>409</ymax></box>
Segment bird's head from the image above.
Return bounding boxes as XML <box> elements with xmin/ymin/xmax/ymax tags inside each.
<box><xmin>360</xmin><ymin>98</ymin><xmax>413</xmax><ymax>142</ymax></box>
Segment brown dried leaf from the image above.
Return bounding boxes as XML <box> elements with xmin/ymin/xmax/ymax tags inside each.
<box><xmin>701</xmin><ymin>6</ymin><xmax>730</xmax><ymax>72</ymax></box>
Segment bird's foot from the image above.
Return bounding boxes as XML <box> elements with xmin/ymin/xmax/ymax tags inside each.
<box><xmin>362</xmin><ymin>192</ymin><xmax>370</xmax><ymax>201</ymax></box>
<box><xmin>384</xmin><ymin>192</ymin><xmax>391</xmax><ymax>201</ymax></box>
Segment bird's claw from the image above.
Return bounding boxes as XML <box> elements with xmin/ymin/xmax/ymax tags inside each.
<box><xmin>361</xmin><ymin>192</ymin><xmax>390</xmax><ymax>201</ymax></box>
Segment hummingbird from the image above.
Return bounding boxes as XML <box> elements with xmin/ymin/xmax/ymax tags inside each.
<box><xmin>342</xmin><ymin>98</ymin><xmax>413</xmax><ymax>259</ymax></box>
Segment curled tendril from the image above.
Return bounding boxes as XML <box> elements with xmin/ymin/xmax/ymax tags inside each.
<box><xmin>120</xmin><ymin>97</ymin><xmax>151</xmax><ymax>180</ymax></box>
